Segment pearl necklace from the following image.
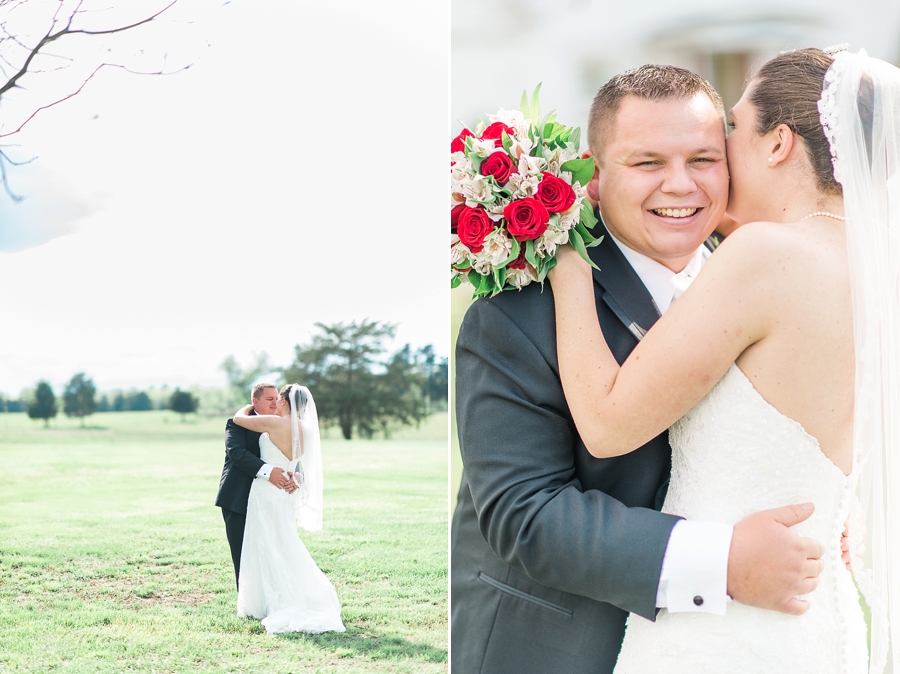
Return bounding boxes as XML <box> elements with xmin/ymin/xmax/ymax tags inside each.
<box><xmin>799</xmin><ymin>211</ymin><xmax>846</xmax><ymax>222</ymax></box>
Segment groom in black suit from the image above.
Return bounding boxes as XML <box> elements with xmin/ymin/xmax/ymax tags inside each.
<box><xmin>215</xmin><ymin>382</ymin><xmax>295</xmax><ymax>589</ymax></box>
<box><xmin>451</xmin><ymin>65</ymin><xmax>825</xmax><ymax>674</ymax></box>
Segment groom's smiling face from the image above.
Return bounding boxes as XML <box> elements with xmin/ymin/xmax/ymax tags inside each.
<box><xmin>252</xmin><ymin>387</ymin><xmax>278</xmax><ymax>415</ymax></box>
<box><xmin>594</xmin><ymin>93</ymin><xmax>728</xmax><ymax>271</ymax></box>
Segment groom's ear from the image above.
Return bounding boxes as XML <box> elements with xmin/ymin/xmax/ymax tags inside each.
<box><xmin>581</xmin><ymin>149</ymin><xmax>600</xmax><ymax>205</ymax></box>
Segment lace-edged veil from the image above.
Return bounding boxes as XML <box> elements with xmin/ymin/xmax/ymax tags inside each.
<box><xmin>289</xmin><ymin>384</ymin><xmax>324</xmax><ymax>532</ymax></box>
<box><xmin>819</xmin><ymin>48</ymin><xmax>900</xmax><ymax>673</ymax></box>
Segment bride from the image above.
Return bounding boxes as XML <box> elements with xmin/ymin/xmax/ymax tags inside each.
<box><xmin>232</xmin><ymin>383</ymin><xmax>345</xmax><ymax>634</ymax></box>
<box><xmin>548</xmin><ymin>48</ymin><xmax>899</xmax><ymax>672</ymax></box>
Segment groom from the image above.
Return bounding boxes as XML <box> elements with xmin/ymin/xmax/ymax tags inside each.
<box><xmin>215</xmin><ymin>382</ymin><xmax>296</xmax><ymax>589</ymax></box>
<box><xmin>451</xmin><ymin>65</ymin><xmax>825</xmax><ymax>673</ymax></box>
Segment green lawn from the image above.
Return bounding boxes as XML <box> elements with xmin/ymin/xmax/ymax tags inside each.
<box><xmin>0</xmin><ymin>411</ymin><xmax>448</xmax><ymax>673</ymax></box>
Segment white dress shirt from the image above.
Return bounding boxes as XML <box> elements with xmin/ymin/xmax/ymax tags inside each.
<box><xmin>608</xmin><ymin>231</ymin><xmax>732</xmax><ymax>615</ymax></box>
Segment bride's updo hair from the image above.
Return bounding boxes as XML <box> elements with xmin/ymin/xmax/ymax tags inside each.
<box><xmin>749</xmin><ymin>48</ymin><xmax>841</xmax><ymax>196</ymax></box>
<box><xmin>279</xmin><ymin>383</ymin><xmax>308</xmax><ymax>415</ymax></box>
<box><xmin>279</xmin><ymin>384</ymin><xmax>292</xmax><ymax>402</ymax></box>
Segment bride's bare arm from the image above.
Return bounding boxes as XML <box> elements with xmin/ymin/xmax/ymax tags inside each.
<box><xmin>548</xmin><ymin>224</ymin><xmax>780</xmax><ymax>458</ymax></box>
<box><xmin>233</xmin><ymin>404</ymin><xmax>281</xmax><ymax>433</ymax></box>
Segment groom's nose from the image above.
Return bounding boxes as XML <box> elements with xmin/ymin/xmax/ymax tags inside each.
<box><xmin>660</xmin><ymin>161</ymin><xmax>696</xmax><ymax>196</ymax></box>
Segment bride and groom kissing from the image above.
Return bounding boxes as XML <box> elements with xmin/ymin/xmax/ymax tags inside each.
<box><xmin>452</xmin><ymin>48</ymin><xmax>900</xmax><ymax>673</ymax></box>
<box><xmin>215</xmin><ymin>382</ymin><xmax>345</xmax><ymax>634</ymax></box>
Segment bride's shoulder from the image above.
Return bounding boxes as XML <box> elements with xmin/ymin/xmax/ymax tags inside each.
<box><xmin>708</xmin><ymin>221</ymin><xmax>842</xmax><ymax>297</ymax></box>
<box><xmin>713</xmin><ymin>221</ymin><xmax>821</xmax><ymax>268</ymax></box>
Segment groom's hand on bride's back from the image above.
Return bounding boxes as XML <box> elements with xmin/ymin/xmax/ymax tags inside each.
<box><xmin>727</xmin><ymin>502</ymin><xmax>825</xmax><ymax>616</ymax></box>
<box><xmin>268</xmin><ymin>467</ymin><xmax>294</xmax><ymax>492</ymax></box>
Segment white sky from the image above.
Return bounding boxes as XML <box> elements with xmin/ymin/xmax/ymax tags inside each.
<box><xmin>0</xmin><ymin>0</ymin><xmax>449</xmax><ymax>396</ymax></box>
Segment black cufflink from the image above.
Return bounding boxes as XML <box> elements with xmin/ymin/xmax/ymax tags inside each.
<box><xmin>693</xmin><ymin>595</ymin><xmax>704</xmax><ymax>606</ymax></box>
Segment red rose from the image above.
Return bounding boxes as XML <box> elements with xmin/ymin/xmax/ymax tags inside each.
<box><xmin>535</xmin><ymin>172</ymin><xmax>576</xmax><ymax>213</ymax></box>
<box><xmin>480</xmin><ymin>151</ymin><xmax>515</xmax><ymax>185</ymax></box>
<box><xmin>503</xmin><ymin>198</ymin><xmax>549</xmax><ymax>241</ymax></box>
<box><xmin>457</xmin><ymin>206</ymin><xmax>493</xmax><ymax>253</ymax></box>
<box><xmin>450</xmin><ymin>204</ymin><xmax>465</xmax><ymax>234</ymax></box>
<box><xmin>507</xmin><ymin>246</ymin><xmax>527</xmax><ymax>270</ymax></box>
<box><xmin>451</xmin><ymin>128</ymin><xmax>474</xmax><ymax>154</ymax></box>
<box><xmin>481</xmin><ymin>122</ymin><xmax>515</xmax><ymax>147</ymax></box>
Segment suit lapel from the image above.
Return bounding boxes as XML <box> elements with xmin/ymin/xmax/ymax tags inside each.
<box><xmin>587</xmin><ymin>225</ymin><xmax>661</xmax><ymax>341</ymax></box>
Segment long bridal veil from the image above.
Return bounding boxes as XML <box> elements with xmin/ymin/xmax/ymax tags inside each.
<box><xmin>819</xmin><ymin>48</ymin><xmax>900</xmax><ymax>673</ymax></box>
<box><xmin>289</xmin><ymin>384</ymin><xmax>324</xmax><ymax>532</ymax></box>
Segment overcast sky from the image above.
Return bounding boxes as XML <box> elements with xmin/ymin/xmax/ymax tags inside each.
<box><xmin>0</xmin><ymin>0</ymin><xmax>448</xmax><ymax>396</ymax></box>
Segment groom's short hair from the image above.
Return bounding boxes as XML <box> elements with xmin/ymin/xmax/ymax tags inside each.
<box><xmin>588</xmin><ymin>64</ymin><xmax>724</xmax><ymax>159</ymax></box>
<box><xmin>251</xmin><ymin>382</ymin><xmax>277</xmax><ymax>400</ymax></box>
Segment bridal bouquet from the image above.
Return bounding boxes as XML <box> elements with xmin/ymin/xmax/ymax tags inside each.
<box><xmin>451</xmin><ymin>85</ymin><xmax>602</xmax><ymax>297</ymax></box>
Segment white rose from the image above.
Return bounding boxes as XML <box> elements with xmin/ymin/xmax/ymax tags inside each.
<box><xmin>478</xmin><ymin>228</ymin><xmax>513</xmax><ymax>266</ymax></box>
<box><xmin>486</xmin><ymin>197</ymin><xmax>511</xmax><ymax>222</ymax></box>
<box><xmin>557</xmin><ymin>197</ymin><xmax>583</xmax><ymax>231</ymax></box>
<box><xmin>517</xmin><ymin>154</ymin><xmax>547</xmax><ymax>178</ymax></box>
<box><xmin>508</xmin><ymin>172</ymin><xmax>541</xmax><ymax>199</ymax></box>
<box><xmin>450</xmin><ymin>241</ymin><xmax>470</xmax><ymax>266</ymax></box>
<box><xmin>469</xmin><ymin>137</ymin><xmax>498</xmax><ymax>158</ymax></box>
<box><xmin>489</xmin><ymin>109</ymin><xmax>530</xmax><ymax>139</ymax></box>
<box><xmin>460</xmin><ymin>175</ymin><xmax>495</xmax><ymax>206</ymax></box>
<box><xmin>507</xmin><ymin>266</ymin><xmax>538</xmax><ymax>289</ymax></box>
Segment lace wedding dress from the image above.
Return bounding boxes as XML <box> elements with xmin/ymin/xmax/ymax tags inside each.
<box><xmin>236</xmin><ymin>433</ymin><xmax>345</xmax><ymax>634</ymax></box>
<box><xmin>613</xmin><ymin>364</ymin><xmax>868</xmax><ymax>673</ymax></box>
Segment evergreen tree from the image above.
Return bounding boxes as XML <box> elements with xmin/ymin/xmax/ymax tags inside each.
<box><xmin>282</xmin><ymin>320</ymin><xmax>429</xmax><ymax>439</ymax></box>
<box><xmin>63</xmin><ymin>373</ymin><xmax>97</xmax><ymax>427</ymax></box>
<box><xmin>27</xmin><ymin>381</ymin><xmax>57</xmax><ymax>427</ymax></box>
<box><xmin>169</xmin><ymin>389</ymin><xmax>199</xmax><ymax>421</ymax></box>
<box><xmin>130</xmin><ymin>391</ymin><xmax>153</xmax><ymax>411</ymax></box>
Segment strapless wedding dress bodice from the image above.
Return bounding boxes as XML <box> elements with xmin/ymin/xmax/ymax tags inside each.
<box><xmin>613</xmin><ymin>364</ymin><xmax>867</xmax><ymax>674</ymax></box>
<box><xmin>236</xmin><ymin>434</ymin><xmax>345</xmax><ymax>634</ymax></box>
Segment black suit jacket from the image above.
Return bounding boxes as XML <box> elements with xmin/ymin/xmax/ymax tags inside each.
<box><xmin>450</xmin><ymin>228</ymin><xmax>682</xmax><ymax>674</ymax></box>
<box><xmin>215</xmin><ymin>411</ymin><xmax>264</xmax><ymax>515</ymax></box>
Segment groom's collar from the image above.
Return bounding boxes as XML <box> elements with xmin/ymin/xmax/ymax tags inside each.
<box><xmin>587</xmin><ymin>223</ymin><xmax>662</xmax><ymax>341</ymax></box>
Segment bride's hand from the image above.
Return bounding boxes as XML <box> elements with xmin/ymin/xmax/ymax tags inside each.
<box><xmin>548</xmin><ymin>244</ymin><xmax>592</xmax><ymax>286</ymax></box>
<box><xmin>234</xmin><ymin>403</ymin><xmax>253</xmax><ymax>418</ymax></box>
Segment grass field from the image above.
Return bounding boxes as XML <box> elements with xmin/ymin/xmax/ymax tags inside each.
<box><xmin>0</xmin><ymin>410</ymin><xmax>448</xmax><ymax>673</ymax></box>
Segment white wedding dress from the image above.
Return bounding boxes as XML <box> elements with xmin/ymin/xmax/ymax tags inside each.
<box><xmin>613</xmin><ymin>364</ymin><xmax>868</xmax><ymax>673</ymax></box>
<box><xmin>236</xmin><ymin>434</ymin><xmax>345</xmax><ymax>634</ymax></box>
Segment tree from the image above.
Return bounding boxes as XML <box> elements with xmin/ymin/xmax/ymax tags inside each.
<box><xmin>63</xmin><ymin>372</ymin><xmax>96</xmax><ymax>426</ymax></box>
<box><xmin>282</xmin><ymin>320</ymin><xmax>429</xmax><ymax>440</ymax></box>
<box><xmin>220</xmin><ymin>352</ymin><xmax>274</xmax><ymax>406</ymax></box>
<box><xmin>27</xmin><ymin>381</ymin><xmax>57</xmax><ymax>427</ymax></box>
<box><xmin>0</xmin><ymin>1</ymin><xmax>211</xmax><ymax>197</ymax></box>
<box><xmin>169</xmin><ymin>389</ymin><xmax>198</xmax><ymax>421</ymax></box>
<box><xmin>130</xmin><ymin>391</ymin><xmax>153</xmax><ymax>411</ymax></box>
<box><xmin>416</xmin><ymin>345</ymin><xmax>449</xmax><ymax>411</ymax></box>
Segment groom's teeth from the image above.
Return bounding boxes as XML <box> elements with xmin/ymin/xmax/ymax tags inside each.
<box><xmin>653</xmin><ymin>208</ymin><xmax>698</xmax><ymax>218</ymax></box>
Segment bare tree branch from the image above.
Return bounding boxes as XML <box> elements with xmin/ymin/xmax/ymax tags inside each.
<box><xmin>0</xmin><ymin>0</ymin><xmax>210</xmax><ymax>200</ymax></box>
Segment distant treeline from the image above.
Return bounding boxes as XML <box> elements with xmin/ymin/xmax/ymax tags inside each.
<box><xmin>5</xmin><ymin>320</ymin><xmax>449</xmax><ymax>438</ymax></box>
<box><xmin>0</xmin><ymin>388</ymin><xmax>198</xmax><ymax>414</ymax></box>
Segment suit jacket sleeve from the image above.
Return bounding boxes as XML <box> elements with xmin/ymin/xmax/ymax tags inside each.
<box><xmin>225</xmin><ymin>418</ymin><xmax>264</xmax><ymax>477</ymax></box>
<box><xmin>456</xmin><ymin>297</ymin><xmax>680</xmax><ymax>620</ymax></box>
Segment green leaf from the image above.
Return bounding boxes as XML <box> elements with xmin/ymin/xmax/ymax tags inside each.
<box><xmin>568</xmin><ymin>228</ymin><xmax>601</xmax><ymax>270</ymax></box>
<box><xmin>530</xmin><ymin>83</ymin><xmax>542</xmax><ymax>124</ymax></box>
<box><xmin>537</xmin><ymin>254</ymin><xmax>558</xmax><ymax>282</ymax></box>
<box><xmin>501</xmin><ymin>236</ymin><xmax>521</xmax><ymax>267</ymax></box>
<box><xmin>520</xmin><ymin>89</ymin><xmax>531</xmax><ymax>121</ymax></box>
<box><xmin>524</xmin><ymin>239</ymin><xmax>537</xmax><ymax>268</ymax></box>
<box><xmin>569</xmin><ymin>127</ymin><xmax>581</xmax><ymax>153</ymax></box>
<box><xmin>501</xmin><ymin>131</ymin><xmax>513</xmax><ymax>155</ymax></box>
<box><xmin>492</xmin><ymin>265</ymin><xmax>507</xmax><ymax>295</ymax></box>
<box><xmin>451</xmin><ymin>274</ymin><xmax>462</xmax><ymax>289</ymax></box>
<box><xmin>560</xmin><ymin>157</ymin><xmax>595</xmax><ymax>187</ymax></box>
<box><xmin>579</xmin><ymin>199</ymin><xmax>598</xmax><ymax>231</ymax></box>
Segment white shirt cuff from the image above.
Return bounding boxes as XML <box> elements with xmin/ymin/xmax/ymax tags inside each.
<box><xmin>256</xmin><ymin>464</ymin><xmax>272</xmax><ymax>479</ymax></box>
<box><xmin>656</xmin><ymin>519</ymin><xmax>733</xmax><ymax>615</ymax></box>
